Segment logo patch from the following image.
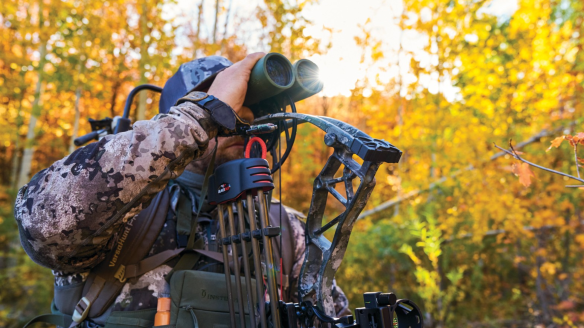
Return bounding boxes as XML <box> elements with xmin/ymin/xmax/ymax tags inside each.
<box><xmin>201</xmin><ymin>289</ymin><xmax>229</xmax><ymax>302</ymax></box>
<box><xmin>218</xmin><ymin>183</ymin><xmax>231</xmax><ymax>194</ymax></box>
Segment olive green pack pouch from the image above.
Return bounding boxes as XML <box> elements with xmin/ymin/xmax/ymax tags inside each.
<box><xmin>169</xmin><ymin>270</ymin><xmax>257</xmax><ymax>328</ymax></box>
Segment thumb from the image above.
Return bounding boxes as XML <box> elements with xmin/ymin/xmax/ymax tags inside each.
<box><xmin>239</xmin><ymin>52</ymin><xmax>266</xmax><ymax>72</ymax></box>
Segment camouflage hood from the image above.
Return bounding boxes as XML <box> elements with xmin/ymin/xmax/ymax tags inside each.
<box><xmin>159</xmin><ymin>56</ymin><xmax>233</xmax><ymax>114</ymax></box>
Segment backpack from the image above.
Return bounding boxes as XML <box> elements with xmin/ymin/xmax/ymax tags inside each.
<box><xmin>23</xmin><ymin>185</ymin><xmax>296</xmax><ymax>328</ymax></box>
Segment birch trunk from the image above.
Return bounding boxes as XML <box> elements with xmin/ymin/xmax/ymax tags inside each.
<box><xmin>69</xmin><ymin>86</ymin><xmax>82</xmax><ymax>154</ymax></box>
<box><xmin>222</xmin><ymin>0</ymin><xmax>232</xmax><ymax>47</ymax></box>
<box><xmin>136</xmin><ymin>1</ymin><xmax>149</xmax><ymax>121</ymax></box>
<box><xmin>69</xmin><ymin>1</ymin><xmax>86</xmax><ymax>154</ymax></box>
<box><xmin>212</xmin><ymin>0</ymin><xmax>220</xmax><ymax>43</ymax></box>
<box><xmin>394</xmin><ymin>8</ymin><xmax>405</xmax><ymax>217</ymax></box>
<box><xmin>17</xmin><ymin>42</ymin><xmax>46</xmax><ymax>188</ymax></box>
<box><xmin>10</xmin><ymin>97</ymin><xmax>24</xmax><ymax>190</ymax></box>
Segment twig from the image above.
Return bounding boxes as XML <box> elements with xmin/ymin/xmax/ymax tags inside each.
<box><xmin>494</xmin><ymin>143</ymin><xmax>584</xmax><ymax>184</ymax></box>
<box><xmin>575</xmin><ymin>145</ymin><xmax>581</xmax><ymax>179</ymax></box>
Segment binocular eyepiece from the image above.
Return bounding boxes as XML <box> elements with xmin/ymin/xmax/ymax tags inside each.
<box><xmin>244</xmin><ymin>53</ymin><xmax>323</xmax><ymax>117</ymax></box>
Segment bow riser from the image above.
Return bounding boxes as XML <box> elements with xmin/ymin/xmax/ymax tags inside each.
<box><xmin>301</xmin><ymin>144</ymin><xmax>382</xmax><ymax>316</ymax></box>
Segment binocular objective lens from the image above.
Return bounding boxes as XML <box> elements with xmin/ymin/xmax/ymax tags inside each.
<box><xmin>296</xmin><ymin>60</ymin><xmax>321</xmax><ymax>91</ymax></box>
<box><xmin>266</xmin><ymin>56</ymin><xmax>293</xmax><ymax>86</ymax></box>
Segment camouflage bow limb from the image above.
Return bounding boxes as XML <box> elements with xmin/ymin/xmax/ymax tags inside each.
<box><xmin>254</xmin><ymin>113</ymin><xmax>402</xmax><ymax>317</ymax></box>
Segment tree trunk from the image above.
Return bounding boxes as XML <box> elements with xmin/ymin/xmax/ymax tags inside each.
<box><xmin>109</xmin><ymin>79</ymin><xmax>120</xmax><ymax>118</ymax></box>
<box><xmin>221</xmin><ymin>0</ymin><xmax>232</xmax><ymax>50</ymax></box>
<box><xmin>10</xmin><ymin>97</ymin><xmax>24</xmax><ymax>190</ymax></box>
<box><xmin>69</xmin><ymin>22</ymin><xmax>87</xmax><ymax>155</ymax></box>
<box><xmin>17</xmin><ymin>37</ymin><xmax>47</xmax><ymax>188</ymax></box>
<box><xmin>137</xmin><ymin>85</ymin><xmax>147</xmax><ymax>121</ymax></box>
<box><xmin>394</xmin><ymin>8</ymin><xmax>405</xmax><ymax>217</ymax></box>
<box><xmin>69</xmin><ymin>86</ymin><xmax>82</xmax><ymax>154</ymax></box>
<box><xmin>436</xmin><ymin>254</ymin><xmax>445</xmax><ymax>328</ymax></box>
<box><xmin>136</xmin><ymin>1</ymin><xmax>149</xmax><ymax>121</ymax></box>
<box><xmin>212</xmin><ymin>0</ymin><xmax>220</xmax><ymax>44</ymax></box>
<box><xmin>535</xmin><ymin>234</ymin><xmax>552</xmax><ymax>324</ymax></box>
<box><xmin>558</xmin><ymin>210</ymin><xmax>574</xmax><ymax>301</ymax></box>
<box><xmin>193</xmin><ymin>0</ymin><xmax>203</xmax><ymax>57</ymax></box>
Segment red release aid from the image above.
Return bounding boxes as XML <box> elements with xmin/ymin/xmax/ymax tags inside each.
<box><xmin>245</xmin><ymin>136</ymin><xmax>267</xmax><ymax>159</ymax></box>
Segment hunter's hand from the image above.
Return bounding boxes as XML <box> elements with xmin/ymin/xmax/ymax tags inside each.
<box><xmin>208</xmin><ymin>52</ymin><xmax>265</xmax><ymax>117</ymax></box>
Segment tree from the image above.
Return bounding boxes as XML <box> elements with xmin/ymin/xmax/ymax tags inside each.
<box><xmin>16</xmin><ymin>0</ymin><xmax>49</xmax><ymax>189</ymax></box>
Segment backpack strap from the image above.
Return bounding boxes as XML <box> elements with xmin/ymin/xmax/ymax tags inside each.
<box><xmin>124</xmin><ymin>248</ymin><xmax>184</xmax><ymax>279</ymax></box>
<box><xmin>176</xmin><ymin>190</ymin><xmax>195</xmax><ymax>247</ymax></box>
<box><xmin>166</xmin><ymin>145</ymin><xmax>218</xmax><ymax>281</ymax></box>
<box><xmin>68</xmin><ymin>188</ymin><xmax>171</xmax><ymax>326</ymax></box>
<box><xmin>165</xmin><ymin>193</ymin><xmax>204</xmax><ymax>282</ymax></box>
<box><xmin>24</xmin><ymin>313</ymin><xmax>74</xmax><ymax>328</ymax></box>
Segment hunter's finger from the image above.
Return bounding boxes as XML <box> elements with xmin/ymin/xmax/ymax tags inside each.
<box><xmin>239</xmin><ymin>52</ymin><xmax>265</xmax><ymax>72</ymax></box>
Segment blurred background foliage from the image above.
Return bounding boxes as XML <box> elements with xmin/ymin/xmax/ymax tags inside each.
<box><xmin>2</xmin><ymin>0</ymin><xmax>584</xmax><ymax>327</ymax></box>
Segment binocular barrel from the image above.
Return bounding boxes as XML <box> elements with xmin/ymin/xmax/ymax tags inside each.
<box><xmin>244</xmin><ymin>53</ymin><xmax>295</xmax><ymax>106</ymax></box>
<box><xmin>244</xmin><ymin>53</ymin><xmax>323</xmax><ymax>108</ymax></box>
<box><xmin>289</xmin><ymin>59</ymin><xmax>324</xmax><ymax>102</ymax></box>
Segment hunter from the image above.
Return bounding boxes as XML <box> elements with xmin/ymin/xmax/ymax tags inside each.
<box><xmin>14</xmin><ymin>53</ymin><xmax>350</xmax><ymax>327</ymax></box>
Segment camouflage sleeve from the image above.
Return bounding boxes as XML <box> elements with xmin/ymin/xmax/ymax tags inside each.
<box><xmin>287</xmin><ymin>211</ymin><xmax>351</xmax><ymax>317</ymax></box>
<box><xmin>331</xmin><ymin>279</ymin><xmax>351</xmax><ymax>316</ymax></box>
<box><xmin>14</xmin><ymin>102</ymin><xmax>218</xmax><ymax>273</ymax></box>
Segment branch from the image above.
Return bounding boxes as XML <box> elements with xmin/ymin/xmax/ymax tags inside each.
<box><xmin>358</xmin><ymin>125</ymin><xmax>570</xmax><ymax>219</ymax></box>
<box><xmin>493</xmin><ymin>143</ymin><xmax>584</xmax><ymax>184</ymax></box>
<box><xmin>574</xmin><ymin>145</ymin><xmax>581</xmax><ymax>179</ymax></box>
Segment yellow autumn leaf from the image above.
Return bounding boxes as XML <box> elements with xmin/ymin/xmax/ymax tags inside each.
<box><xmin>546</xmin><ymin>136</ymin><xmax>565</xmax><ymax>151</ymax></box>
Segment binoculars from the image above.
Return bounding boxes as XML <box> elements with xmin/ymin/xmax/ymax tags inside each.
<box><xmin>244</xmin><ymin>53</ymin><xmax>323</xmax><ymax>117</ymax></box>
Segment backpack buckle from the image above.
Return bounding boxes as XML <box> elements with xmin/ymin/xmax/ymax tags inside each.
<box><xmin>114</xmin><ymin>265</ymin><xmax>127</xmax><ymax>283</ymax></box>
<box><xmin>72</xmin><ymin>297</ymin><xmax>91</xmax><ymax>323</ymax></box>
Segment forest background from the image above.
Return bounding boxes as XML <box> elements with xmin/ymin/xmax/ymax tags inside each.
<box><xmin>1</xmin><ymin>0</ymin><xmax>584</xmax><ymax>327</ymax></box>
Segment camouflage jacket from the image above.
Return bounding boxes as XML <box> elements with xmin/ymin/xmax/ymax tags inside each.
<box><xmin>14</xmin><ymin>101</ymin><xmax>350</xmax><ymax>321</ymax></box>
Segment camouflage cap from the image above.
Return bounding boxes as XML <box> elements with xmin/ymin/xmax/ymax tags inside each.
<box><xmin>159</xmin><ymin>56</ymin><xmax>233</xmax><ymax>114</ymax></box>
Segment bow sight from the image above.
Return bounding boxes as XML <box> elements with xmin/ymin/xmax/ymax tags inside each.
<box><xmin>72</xmin><ymin>53</ymin><xmax>424</xmax><ymax>328</ymax></box>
